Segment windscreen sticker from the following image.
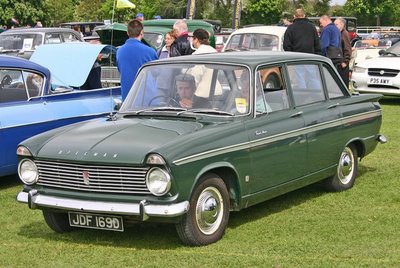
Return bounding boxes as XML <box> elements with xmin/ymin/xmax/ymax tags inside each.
<box><xmin>235</xmin><ymin>98</ymin><xmax>248</xmax><ymax>114</ymax></box>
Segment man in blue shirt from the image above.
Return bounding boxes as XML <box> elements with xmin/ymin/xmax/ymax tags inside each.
<box><xmin>117</xmin><ymin>19</ymin><xmax>158</xmax><ymax>100</ymax></box>
<box><xmin>319</xmin><ymin>15</ymin><xmax>341</xmax><ymax>57</ymax></box>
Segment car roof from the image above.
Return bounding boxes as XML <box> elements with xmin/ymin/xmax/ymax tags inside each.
<box><xmin>229</xmin><ymin>26</ymin><xmax>287</xmax><ymax>36</ymax></box>
<box><xmin>0</xmin><ymin>55</ymin><xmax>51</xmax><ymax>77</ymax></box>
<box><xmin>143</xmin><ymin>19</ymin><xmax>214</xmax><ymax>28</ymax></box>
<box><xmin>0</xmin><ymin>27</ymin><xmax>80</xmax><ymax>34</ymax></box>
<box><xmin>149</xmin><ymin>51</ymin><xmax>330</xmax><ymax>68</ymax></box>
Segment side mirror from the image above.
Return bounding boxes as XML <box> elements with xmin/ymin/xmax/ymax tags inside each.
<box><xmin>114</xmin><ymin>98</ymin><xmax>122</xmax><ymax>110</ymax></box>
<box><xmin>378</xmin><ymin>49</ymin><xmax>386</xmax><ymax>56</ymax></box>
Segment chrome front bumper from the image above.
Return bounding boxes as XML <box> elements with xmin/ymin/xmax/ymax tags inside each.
<box><xmin>17</xmin><ymin>190</ymin><xmax>189</xmax><ymax>221</ymax></box>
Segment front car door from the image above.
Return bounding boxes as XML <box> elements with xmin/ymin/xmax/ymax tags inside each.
<box><xmin>0</xmin><ymin>68</ymin><xmax>50</xmax><ymax>176</ymax></box>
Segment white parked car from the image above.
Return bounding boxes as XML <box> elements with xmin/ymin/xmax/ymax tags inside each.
<box><xmin>223</xmin><ymin>26</ymin><xmax>286</xmax><ymax>52</ymax></box>
<box><xmin>351</xmin><ymin>41</ymin><xmax>400</xmax><ymax>96</ymax></box>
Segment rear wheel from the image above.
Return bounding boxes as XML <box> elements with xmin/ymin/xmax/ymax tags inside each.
<box><xmin>176</xmin><ymin>173</ymin><xmax>230</xmax><ymax>246</ymax></box>
<box><xmin>324</xmin><ymin>144</ymin><xmax>358</xmax><ymax>191</ymax></box>
<box><xmin>43</xmin><ymin>210</ymin><xmax>75</xmax><ymax>233</ymax></box>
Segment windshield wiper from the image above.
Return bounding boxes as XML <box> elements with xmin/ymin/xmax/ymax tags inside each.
<box><xmin>179</xmin><ymin>109</ymin><xmax>234</xmax><ymax>116</ymax></box>
<box><xmin>380</xmin><ymin>50</ymin><xmax>399</xmax><ymax>57</ymax></box>
<box><xmin>0</xmin><ymin>49</ymin><xmax>20</xmax><ymax>53</ymax></box>
<box><xmin>123</xmin><ymin>107</ymin><xmax>188</xmax><ymax>116</ymax></box>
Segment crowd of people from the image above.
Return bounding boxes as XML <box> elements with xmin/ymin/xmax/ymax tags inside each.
<box><xmin>116</xmin><ymin>17</ymin><xmax>218</xmax><ymax>100</ymax></box>
<box><xmin>283</xmin><ymin>8</ymin><xmax>352</xmax><ymax>87</ymax></box>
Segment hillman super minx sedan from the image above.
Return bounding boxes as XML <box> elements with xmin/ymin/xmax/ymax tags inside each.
<box><xmin>17</xmin><ymin>51</ymin><xmax>385</xmax><ymax>246</ymax></box>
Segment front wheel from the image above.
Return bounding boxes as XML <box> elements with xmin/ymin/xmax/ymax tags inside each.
<box><xmin>43</xmin><ymin>210</ymin><xmax>75</xmax><ymax>233</ymax></box>
<box><xmin>176</xmin><ymin>173</ymin><xmax>230</xmax><ymax>246</ymax></box>
<box><xmin>324</xmin><ymin>144</ymin><xmax>358</xmax><ymax>192</ymax></box>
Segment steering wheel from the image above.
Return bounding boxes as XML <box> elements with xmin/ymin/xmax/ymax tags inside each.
<box><xmin>148</xmin><ymin>95</ymin><xmax>180</xmax><ymax>107</ymax></box>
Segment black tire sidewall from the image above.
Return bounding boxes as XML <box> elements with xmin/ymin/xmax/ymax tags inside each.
<box><xmin>179</xmin><ymin>174</ymin><xmax>230</xmax><ymax>246</ymax></box>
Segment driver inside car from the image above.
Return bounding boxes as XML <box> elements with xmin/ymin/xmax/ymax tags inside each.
<box><xmin>175</xmin><ymin>74</ymin><xmax>210</xmax><ymax>109</ymax></box>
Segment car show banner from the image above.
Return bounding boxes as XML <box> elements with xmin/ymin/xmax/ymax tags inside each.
<box><xmin>232</xmin><ymin>0</ymin><xmax>242</xmax><ymax>30</ymax></box>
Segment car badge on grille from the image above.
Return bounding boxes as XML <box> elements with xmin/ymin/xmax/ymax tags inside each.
<box><xmin>380</xmin><ymin>70</ymin><xmax>385</xmax><ymax>75</ymax></box>
<box><xmin>82</xmin><ymin>171</ymin><xmax>90</xmax><ymax>185</ymax></box>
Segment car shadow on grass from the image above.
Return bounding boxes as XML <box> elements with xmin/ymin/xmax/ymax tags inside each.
<box><xmin>228</xmin><ymin>182</ymin><xmax>325</xmax><ymax>229</ymax></box>
<box><xmin>0</xmin><ymin>174</ymin><xmax>22</xmax><ymax>190</ymax></box>
<box><xmin>19</xmin><ymin>220</ymin><xmax>184</xmax><ymax>249</ymax></box>
<box><xmin>380</xmin><ymin>97</ymin><xmax>400</xmax><ymax>105</ymax></box>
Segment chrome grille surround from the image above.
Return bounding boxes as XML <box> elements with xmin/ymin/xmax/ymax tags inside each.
<box><xmin>368</xmin><ymin>68</ymin><xmax>399</xmax><ymax>77</ymax></box>
<box><xmin>35</xmin><ymin>160</ymin><xmax>150</xmax><ymax>194</ymax></box>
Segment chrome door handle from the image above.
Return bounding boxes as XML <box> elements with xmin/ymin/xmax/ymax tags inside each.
<box><xmin>328</xmin><ymin>103</ymin><xmax>340</xmax><ymax>109</ymax></box>
<box><xmin>290</xmin><ymin>111</ymin><xmax>303</xmax><ymax>118</ymax></box>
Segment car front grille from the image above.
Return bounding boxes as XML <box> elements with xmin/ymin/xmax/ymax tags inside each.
<box><xmin>368</xmin><ymin>68</ymin><xmax>399</xmax><ymax>77</ymax></box>
<box><xmin>36</xmin><ymin>160</ymin><xmax>150</xmax><ymax>194</ymax></box>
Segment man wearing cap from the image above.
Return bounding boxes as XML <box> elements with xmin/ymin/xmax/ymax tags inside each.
<box><xmin>136</xmin><ymin>13</ymin><xmax>144</xmax><ymax>21</ymax></box>
<box><xmin>190</xmin><ymin>29</ymin><xmax>217</xmax><ymax>54</ymax></box>
<box><xmin>117</xmin><ymin>19</ymin><xmax>157</xmax><ymax>100</ymax></box>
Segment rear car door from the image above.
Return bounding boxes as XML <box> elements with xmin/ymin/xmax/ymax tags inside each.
<box><xmin>287</xmin><ymin>63</ymin><xmax>344</xmax><ymax>176</ymax></box>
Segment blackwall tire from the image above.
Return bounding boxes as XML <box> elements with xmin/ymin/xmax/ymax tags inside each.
<box><xmin>43</xmin><ymin>210</ymin><xmax>75</xmax><ymax>233</ymax></box>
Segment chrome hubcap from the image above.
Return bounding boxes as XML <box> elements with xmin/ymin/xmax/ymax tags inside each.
<box><xmin>337</xmin><ymin>147</ymin><xmax>354</xmax><ymax>184</ymax></box>
<box><xmin>195</xmin><ymin>186</ymin><xmax>224</xmax><ymax>235</ymax></box>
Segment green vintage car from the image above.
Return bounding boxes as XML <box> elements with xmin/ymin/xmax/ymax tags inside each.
<box><xmin>95</xmin><ymin>19</ymin><xmax>215</xmax><ymax>49</ymax></box>
<box><xmin>17</xmin><ymin>51</ymin><xmax>385</xmax><ymax>246</ymax></box>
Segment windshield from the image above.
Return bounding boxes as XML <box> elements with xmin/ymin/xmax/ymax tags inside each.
<box><xmin>120</xmin><ymin>63</ymin><xmax>252</xmax><ymax>116</ymax></box>
<box><xmin>225</xmin><ymin>33</ymin><xmax>279</xmax><ymax>51</ymax></box>
<box><xmin>0</xmin><ymin>33</ymin><xmax>43</xmax><ymax>50</ymax></box>
<box><xmin>387</xmin><ymin>41</ymin><xmax>400</xmax><ymax>54</ymax></box>
<box><xmin>143</xmin><ymin>32</ymin><xmax>163</xmax><ymax>49</ymax></box>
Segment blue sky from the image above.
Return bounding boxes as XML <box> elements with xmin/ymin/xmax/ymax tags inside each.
<box><xmin>331</xmin><ymin>0</ymin><xmax>346</xmax><ymax>5</ymax></box>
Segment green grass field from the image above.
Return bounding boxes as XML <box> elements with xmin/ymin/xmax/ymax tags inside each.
<box><xmin>1</xmin><ymin>98</ymin><xmax>399</xmax><ymax>267</ymax></box>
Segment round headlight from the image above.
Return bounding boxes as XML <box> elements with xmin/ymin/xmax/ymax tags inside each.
<box><xmin>18</xmin><ymin>159</ymin><xmax>38</xmax><ymax>185</ymax></box>
<box><xmin>146</xmin><ymin>167</ymin><xmax>171</xmax><ymax>196</ymax></box>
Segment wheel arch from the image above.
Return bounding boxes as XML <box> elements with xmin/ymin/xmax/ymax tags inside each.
<box><xmin>192</xmin><ymin>162</ymin><xmax>242</xmax><ymax>211</ymax></box>
<box><xmin>346</xmin><ymin>138</ymin><xmax>365</xmax><ymax>159</ymax></box>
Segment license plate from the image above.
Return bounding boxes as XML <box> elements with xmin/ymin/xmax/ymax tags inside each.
<box><xmin>368</xmin><ymin>77</ymin><xmax>393</xmax><ymax>85</ymax></box>
<box><xmin>68</xmin><ymin>212</ymin><xmax>124</xmax><ymax>232</ymax></box>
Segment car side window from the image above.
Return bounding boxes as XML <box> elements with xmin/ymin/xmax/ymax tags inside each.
<box><xmin>45</xmin><ymin>33</ymin><xmax>62</xmax><ymax>44</ymax></box>
<box><xmin>323</xmin><ymin>66</ymin><xmax>346</xmax><ymax>99</ymax></box>
<box><xmin>258</xmin><ymin>66</ymin><xmax>290</xmax><ymax>112</ymax></box>
<box><xmin>23</xmin><ymin>71</ymin><xmax>43</xmax><ymax>98</ymax></box>
<box><xmin>287</xmin><ymin>64</ymin><xmax>325</xmax><ymax>106</ymax></box>
<box><xmin>62</xmin><ymin>32</ymin><xmax>80</xmax><ymax>42</ymax></box>
<box><xmin>0</xmin><ymin>70</ymin><xmax>28</xmax><ymax>103</ymax></box>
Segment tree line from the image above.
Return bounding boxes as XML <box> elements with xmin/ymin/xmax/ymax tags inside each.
<box><xmin>0</xmin><ymin>0</ymin><xmax>399</xmax><ymax>29</ymax></box>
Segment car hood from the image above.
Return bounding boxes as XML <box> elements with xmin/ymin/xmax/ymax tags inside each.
<box><xmin>31</xmin><ymin>117</ymin><xmax>206</xmax><ymax>164</ymax></box>
<box><xmin>357</xmin><ymin>56</ymin><xmax>400</xmax><ymax>69</ymax></box>
<box><xmin>30</xmin><ymin>43</ymin><xmax>111</xmax><ymax>87</ymax></box>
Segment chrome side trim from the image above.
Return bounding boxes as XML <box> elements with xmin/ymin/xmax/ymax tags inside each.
<box><xmin>173</xmin><ymin>110</ymin><xmax>381</xmax><ymax>166</ymax></box>
<box><xmin>17</xmin><ymin>191</ymin><xmax>189</xmax><ymax>218</ymax></box>
<box><xmin>1</xmin><ymin>112</ymin><xmax>109</xmax><ymax>130</ymax></box>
